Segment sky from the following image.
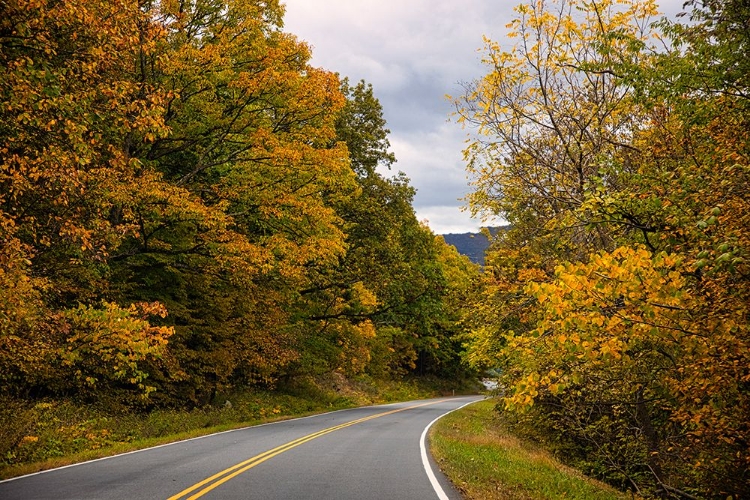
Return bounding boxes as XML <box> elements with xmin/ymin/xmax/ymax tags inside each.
<box><xmin>281</xmin><ymin>1</ymin><xmax>687</xmax><ymax>235</ymax></box>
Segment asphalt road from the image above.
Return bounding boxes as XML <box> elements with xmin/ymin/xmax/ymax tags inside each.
<box><xmin>0</xmin><ymin>396</ymin><xmax>482</xmax><ymax>500</ymax></box>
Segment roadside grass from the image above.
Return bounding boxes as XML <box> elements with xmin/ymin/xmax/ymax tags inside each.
<box><xmin>1</xmin><ymin>374</ymin><xmax>472</xmax><ymax>480</ymax></box>
<box><xmin>430</xmin><ymin>398</ymin><xmax>632</xmax><ymax>500</ymax></box>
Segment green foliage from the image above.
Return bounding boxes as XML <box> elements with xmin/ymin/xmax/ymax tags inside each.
<box><xmin>59</xmin><ymin>302</ymin><xmax>173</xmax><ymax>396</ymax></box>
<box><xmin>291</xmin><ymin>78</ymin><xmax>479</xmax><ymax>382</ymax></box>
<box><xmin>335</xmin><ymin>78</ymin><xmax>396</xmax><ymax>177</ymax></box>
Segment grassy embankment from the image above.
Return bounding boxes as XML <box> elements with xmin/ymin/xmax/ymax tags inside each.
<box><xmin>1</xmin><ymin>374</ymin><xmax>469</xmax><ymax>480</ymax></box>
<box><xmin>431</xmin><ymin>398</ymin><xmax>632</xmax><ymax>500</ymax></box>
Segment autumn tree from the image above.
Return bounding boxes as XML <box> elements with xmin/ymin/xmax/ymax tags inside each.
<box><xmin>455</xmin><ymin>0</ymin><xmax>659</xmax><ymax>260</ymax></box>
<box><xmin>101</xmin><ymin>0</ymin><xmax>359</xmax><ymax>403</ymax></box>
<box><xmin>458</xmin><ymin>0</ymin><xmax>749</xmax><ymax>496</ymax></box>
<box><xmin>1</xmin><ymin>0</ymin><xmax>356</xmax><ymax>404</ymax></box>
<box><xmin>0</xmin><ymin>0</ymin><xmax>176</xmax><ymax>400</ymax></box>
<box><xmin>293</xmin><ymin>79</ymin><xmax>478</xmax><ymax>380</ymax></box>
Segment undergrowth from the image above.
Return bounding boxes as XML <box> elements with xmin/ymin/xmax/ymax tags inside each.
<box><xmin>430</xmin><ymin>398</ymin><xmax>632</xmax><ymax>500</ymax></box>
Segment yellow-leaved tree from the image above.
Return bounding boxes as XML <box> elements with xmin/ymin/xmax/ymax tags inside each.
<box><xmin>0</xmin><ymin>0</ymin><xmax>175</xmax><ymax>399</ymax></box>
<box><xmin>457</xmin><ymin>0</ymin><xmax>749</xmax><ymax>496</ymax></box>
<box><xmin>105</xmin><ymin>0</ymin><xmax>358</xmax><ymax>402</ymax></box>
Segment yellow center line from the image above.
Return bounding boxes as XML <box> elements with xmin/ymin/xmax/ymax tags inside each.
<box><xmin>167</xmin><ymin>400</ymin><xmax>445</xmax><ymax>500</ymax></box>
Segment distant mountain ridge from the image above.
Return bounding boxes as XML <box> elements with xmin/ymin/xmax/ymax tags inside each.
<box><xmin>442</xmin><ymin>227</ymin><xmax>505</xmax><ymax>264</ymax></box>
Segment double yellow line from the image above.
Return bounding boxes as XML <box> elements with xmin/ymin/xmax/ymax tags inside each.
<box><xmin>168</xmin><ymin>400</ymin><xmax>445</xmax><ymax>500</ymax></box>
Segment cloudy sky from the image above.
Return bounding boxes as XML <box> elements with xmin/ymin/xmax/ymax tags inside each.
<box><xmin>281</xmin><ymin>1</ymin><xmax>686</xmax><ymax>234</ymax></box>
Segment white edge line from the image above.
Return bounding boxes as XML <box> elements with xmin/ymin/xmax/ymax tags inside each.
<box><xmin>420</xmin><ymin>397</ymin><xmax>483</xmax><ymax>500</ymax></box>
<box><xmin>0</xmin><ymin>398</ymin><xmax>420</xmax><ymax>484</ymax></box>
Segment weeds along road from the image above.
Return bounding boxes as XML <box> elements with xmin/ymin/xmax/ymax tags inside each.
<box><xmin>0</xmin><ymin>396</ymin><xmax>482</xmax><ymax>500</ymax></box>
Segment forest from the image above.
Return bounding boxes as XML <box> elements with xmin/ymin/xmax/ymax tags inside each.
<box><xmin>456</xmin><ymin>0</ymin><xmax>749</xmax><ymax>497</ymax></box>
<box><xmin>0</xmin><ymin>0</ymin><xmax>477</xmax><ymax>463</ymax></box>
<box><xmin>1</xmin><ymin>0</ymin><xmax>748</xmax><ymax>498</ymax></box>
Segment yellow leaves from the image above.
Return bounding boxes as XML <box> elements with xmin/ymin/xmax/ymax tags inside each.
<box><xmin>351</xmin><ymin>281</ymin><xmax>378</xmax><ymax>309</ymax></box>
<box><xmin>598</xmin><ymin>337</ymin><xmax>623</xmax><ymax>360</ymax></box>
<box><xmin>497</xmin><ymin>243</ymin><xmax>701</xmax><ymax>412</ymax></box>
<box><xmin>506</xmin><ymin>367</ymin><xmax>573</xmax><ymax>408</ymax></box>
<box><xmin>358</xmin><ymin>320</ymin><xmax>377</xmax><ymax>340</ymax></box>
<box><xmin>516</xmin><ymin>267</ymin><xmax>547</xmax><ymax>283</ymax></box>
<box><xmin>456</xmin><ymin>0</ymin><xmax>662</xmax><ymax>236</ymax></box>
<box><xmin>20</xmin><ymin>435</ymin><xmax>39</xmax><ymax>445</ymax></box>
<box><xmin>507</xmin><ymin>372</ymin><xmax>541</xmax><ymax>408</ymax></box>
<box><xmin>59</xmin><ymin>301</ymin><xmax>174</xmax><ymax>394</ymax></box>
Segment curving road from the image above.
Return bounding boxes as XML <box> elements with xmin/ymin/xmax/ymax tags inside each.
<box><xmin>0</xmin><ymin>396</ymin><xmax>481</xmax><ymax>500</ymax></box>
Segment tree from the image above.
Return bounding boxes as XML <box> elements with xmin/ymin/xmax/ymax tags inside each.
<box><xmin>0</xmin><ymin>0</ymin><xmax>358</xmax><ymax>404</ymax></box>
<box><xmin>292</xmin><ymin>79</ymin><xmax>478</xmax><ymax>380</ymax></box>
<box><xmin>458</xmin><ymin>0</ymin><xmax>749</xmax><ymax>496</ymax></box>
<box><xmin>104</xmin><ymin>0</ymin><xmax>358</xmax><ymax>402</ymax></box>
<box><xmin>454</xmin><ymin>0</ymin><xmax>659</xmax><ymax>260</ymax></box>
<box><xmin>0</xmin><ymin>0</ymin><xmax>175</xmax><ymax>400</ymax></box>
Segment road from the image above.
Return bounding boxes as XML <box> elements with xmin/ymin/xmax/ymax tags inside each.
<box><xmin>0</xmin><ymin>396</ymin><xmax>482</xmax><ymax>499</ymax></box>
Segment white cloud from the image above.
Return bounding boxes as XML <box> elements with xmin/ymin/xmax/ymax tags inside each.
<box><xmin>416</xmin><ymin>205</ymin><xmax>484</xmax><ymax>235</ymax></box>
<box><xmin>388</xmin><ymin>124</ymin><xmax>468</xmax><ymax>205</ymax></box>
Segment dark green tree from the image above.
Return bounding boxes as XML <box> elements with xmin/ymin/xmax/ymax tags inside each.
<box><xmin>293</xmin><ymin>79</ymin><xmax>477</xmax><ymax>380</ymax></box>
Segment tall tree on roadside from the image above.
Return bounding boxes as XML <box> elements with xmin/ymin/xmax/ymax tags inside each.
<box><xmin>0</xmin><ymin>0</ymin><xmax>175</xmax><ymax>399</ymax></box>
<box><xmin>295</xmin><ymin>79</ymin><xmax>478</xmax><ymax>380</ymax></box>
<box><xmin>107</xmin><ymin>0</ymin><xmax>357</xmax><ymax>403</ymax></box>
<box><xmin>457</xmin><ymin>0</ymin><xmax>749</xmax><ymax>496</ymax></box>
